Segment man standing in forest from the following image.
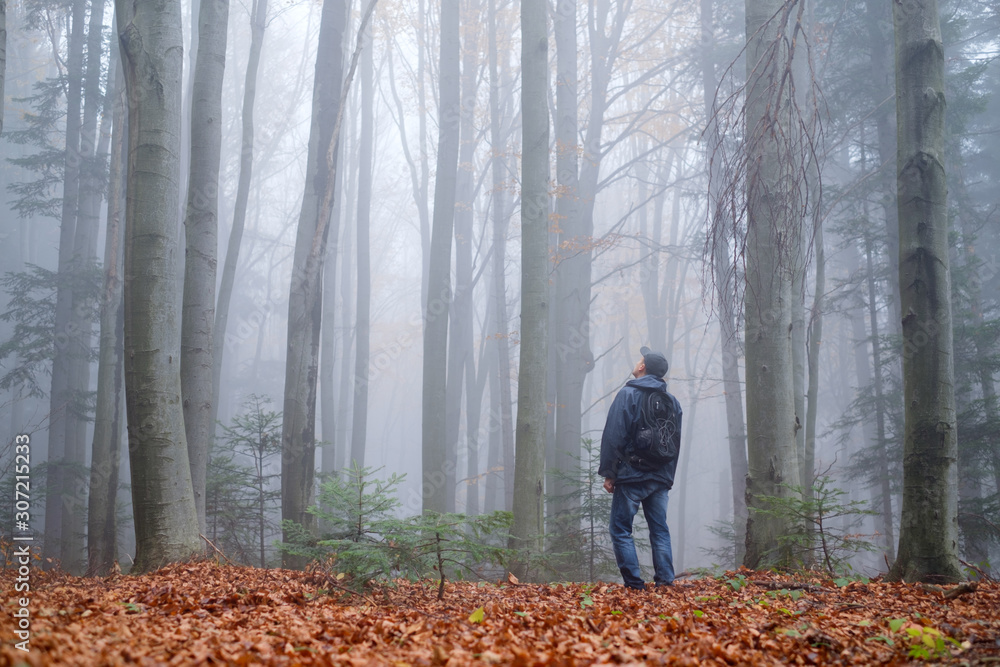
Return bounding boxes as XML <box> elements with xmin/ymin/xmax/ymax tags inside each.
<box><xmin>599</xmin><ymin>347</ymin><xmax>682</xmax><ymax>589</ymax></box>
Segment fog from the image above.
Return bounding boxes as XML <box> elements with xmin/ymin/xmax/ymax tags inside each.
<box><xmin>1</xmin><ymin>0</ymin><xmax>997</xmax><ymax>578</ymax></box>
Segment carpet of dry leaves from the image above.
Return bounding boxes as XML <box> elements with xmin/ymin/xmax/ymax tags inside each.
<box><xmin>2</xmin><ymin>561</ymin><xmax>999</xmax><ymax>665</ymax></box>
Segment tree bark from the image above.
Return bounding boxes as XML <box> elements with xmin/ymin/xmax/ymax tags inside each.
<box><xmin>742</xmin><ymin>0</ymin><xmax>802</xmax><ymax>570</ymax></box>
<box><xmin>116</xmin><ymin>0</ymin><xmax>203</xmax><ymax>572</ymax></box>
<box><xmin>56</xmin><ymin>0</ymin><xmax>109</xmax><ymax>574</ymax></box>
<box><xmin>350</xmin><ymin>0</ymin><xmax>374</xmax><ymax>468</ymax></box>
<box><xmin>182</xmin><ymin>0</ymin><xmax>228</xmax><ymax>535</ymax></box>
<box><xmin>550</xmin><ymin>0</ymin><xmax>589</xmax><ymax>524</ymax></box>
<box><xmin>508</xmin><ymin>0</ymin><xmax>548</xmax><ymax>571</ymax></box>
<box><xmin>702</xmin><ymin>0</ymin><xmax>747</xmax><ymax>565</ymax></box>
<box><xmin>87</xmin><ymin>51</ymin><xmax>125</xmax><ymax>577</ymax></box>
<box><xmin>212</xmin><ymin>0</ymin><xmax>268</xmax><ymax>460</ymax></box>
<box><xmin>43</xmin><ymin>0</ymin><xmax>87</xmax><ymax>567</ymax></box>
<box><xmin>0</xmin><ymin>0</ymin><xmax>6</xmax><ymax>135</ymax></box>
<box><xmin>887</xmin><ymin>0</ymin><xmax>961</xmax><ymax>583</ymax></box>
<box><xmin>421</xmin><ymin>0</ymin><xmax>460</xmax><ymax>514</ymax></box>
<box><xmin>864</xmin><ymin>233</ymin><xmax>896</xmax><ymax>560</ymax></box>
<box><xmin>445</xmin><ymin>7</ymin><xmax>481</xmax><ymax>512</ymax></box>
<box><xmin>804</xmin><ymin>211</ymin><xmax>823</xmax><ymax>514</ymax></box>
<box><xmin>485</xmin><ymin>0</ymin><xmax>514</xmax><ymax>513</ymax></box>
<box><xmin>281</xmin><ymin>0</ymin><xmax>346</xmax><ymax>568</ymax></box>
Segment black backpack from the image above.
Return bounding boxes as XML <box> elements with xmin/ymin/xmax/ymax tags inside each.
<box><xmin>626</xmin><ymin>389</ymin><xmax>681</xmax><ymax>471</ymax></box>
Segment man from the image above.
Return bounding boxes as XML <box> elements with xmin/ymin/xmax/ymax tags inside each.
<box><xmin>599</xmin><ymin>346</ymin><xmax>682</xmax><ymax>589</ymax></box>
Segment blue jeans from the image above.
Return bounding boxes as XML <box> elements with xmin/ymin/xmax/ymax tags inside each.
<box><xmin>609</xmin><ymin>480</ymin><xmax>675</xmax><ymax>588</ymax></box>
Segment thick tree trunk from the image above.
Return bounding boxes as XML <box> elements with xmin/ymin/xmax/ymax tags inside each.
<box><xmin>116</xmin><ymin>0</ymin><xmax>203</xmax><ymax>572</ymax></box>
<box><xmin>742</xmin><ymin>0</ymin><xmax>802</xmax><ymax>570</ymax></box>
<box><xmin>508</xmin><ymin>0</ymin><xmax>548</xmax><ymax>571</ymax></box>
<box><xmin>350</xmin><ymin>0</ymin><xmax>373</xmax><ymax>468</ymax></box>
<box><xmin>887</xmin><ymin>0</ymin><xmax>961</xmax><ymax>583</ymax></box>
<box><xmin>87</xmin><ymin>53</ymin><xmax>125</xmax><ymax>577</ymax></box>
<box><xmin>182</xmin><ymin>0</ymin><xmax>228</xmax><ymax>535</ymax></box>
<box><xmin>702</xmin><ymin>0</ymin><xmax>747</xmax><ymax>565</ymax></box>
<box><xmin>281</xmin><ymin>0</ymin><xmax>346</xmax><ymax>568</ymax></box>
<box><xmin>421</xmin><ymin>0</ymin><xmax>460</xmax><ymax>515</ymax></box>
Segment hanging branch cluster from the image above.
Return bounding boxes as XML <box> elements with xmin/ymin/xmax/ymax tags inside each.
<box><xmin>703</xmin><ymin>0</ymin><xmax>827</xmax><ymax>321</ymax></box>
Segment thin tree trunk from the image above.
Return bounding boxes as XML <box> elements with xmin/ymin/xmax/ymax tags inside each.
<box><xmin>804</xmin><ymin>212</ymin><xmax>823</xmax><ymax>506</ymax></box>
<box><xmin>551</xmin><ymin>0</ymin><xmax>588</xmax><ymax>525</ymax></box>
<box><xmin>887</xmin><ymin>0</ymin><xmax>961</xmax><ymax>582</ymax></box>
<box><xmin>702</xmin><ymin>0</ymin><xmax>747</xmax><ymax>564</ymax></box>
<box><xmin>485</xmin><ymin>0</ymin><xmax>514</xmax><ymax>512</ymax></box>
<box><xmin>320</xmin><ymin>134</ymin><xmax>346</xmax><ymax>474</ymax></box>
<box><xmin>59</xmin><ymin>0</ymin><xmax>109</xmax><ymax>573</ymax></box>
<box><xmin>641</xmin><ymin>155</ymin><xmax>671</xmax><ymax>354</ymax></box>
<box><xmin>863</xmin><ymin>0</ymin><xmax>901</xmax><ymax>332</ymax></box>
<box><xmin>349</xmin><ymin>0</ymin><xmax>373</xmax><ymax>468</ymax></box>
<box><xmin>333</xmin><ymin>188</ymin><xmax>353</xmax><ymax>472</ymax></box>
<box><xmin>844</xmin><ymin>242</ymin><xmax>889</xmax><ymax>561</ymax></box>
<box><xmin>417</xmin><ymin>0</ymin><xmax>430</xmax><ymax>306</ymax></box>
<box><xmin>116</xmin><ymin>0</ymin><xmax>203</xmax><ymax>572</ymax></box>
<box><xmin>281</xmin><ymin>0</ymin><xmax>347</xmax><ymax>568</ymax></box>
<box><xmin>421</xmin><ymin>0</ymin><xmax>460</xmax><ymax>514</ymax></box>
<box><xmin>43</xmin><ymin>0</ymin><xmax>87</xmax><ymax>567</ymax></box>
<box><xmin>445</xmin><ymin>10</ymin><xmax>481</xmax><ymax>512</ymax></box>
<box><xmin>864</xmin><ymin>233</ymin><xmax>895</xmax><ymax>560</ymax></box>
<box><xmin>87</xmin><ymin>51</ymin><xmax>125</xmax><ymax>577</ymax></box>
<box><xmin>509</xmin><ymin>0</ymin><xmax>548</xmax><ymax>572</ymax></box>
<box><xmin>182</xmin><ymin>0</ymin><xmax>228</xmax><ymax>535</ymax></box>
<box><xmin>0</xmin><ymin>0</ymin><xmax>6</xmax><ymax>135</ymax></box>
<box><xmin>212</xmin><ymin>0</ymin><xmax>268</xmax><ymax>452</ymax></box>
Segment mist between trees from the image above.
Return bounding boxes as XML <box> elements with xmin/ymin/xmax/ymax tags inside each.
<box><xmin>0</xmin><ymin>0</ymin><xmax>997</xmax><ymax>583</ymax></box>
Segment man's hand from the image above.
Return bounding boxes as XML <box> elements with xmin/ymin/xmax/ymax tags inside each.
<box><xmin>603</xmin><ymin>478</ymin><xmax>615</xmax><ymax>494</ymax></box>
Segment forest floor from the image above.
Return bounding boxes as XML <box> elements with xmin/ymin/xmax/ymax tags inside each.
<box><xmin>1</xmin><ymin>561</ymin><xmax>999</xmax><ymax>665</ymax></box>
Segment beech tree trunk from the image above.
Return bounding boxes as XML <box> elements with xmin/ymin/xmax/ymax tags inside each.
<box><xmin>445</xmin><ymin>10</ymin><xmax>480</xmax><ymax>511</ymax></box>
<box><xmin>702</xmin><ymin>0</ymin><xmax>748</xmax><ymax>565</ymax></box>
<box><xmin>182</xmin><ymin>0</ymin><xmax>228</xmax><ymax>534</ymax></box>
<box><xmin>509</xmin><ymin>0</ymin><xmax>548</xmax><ymax>570</ymax></box>
<box><xmin>887</xmin><ymin>0</ymin><xmax>961</xmax><ymax>584</ymax></box>
<box><xmin>0</xmin><ymin>0</ymin><xmax>6</xmax><ymax>135</ymax></box>
<box><xmin>550</xmin><ymin>0</ymin><xmax>587</xmax><ymax>523</ymax></box>
<box><xmin>485</xmin><ymin>0</ymin><xmax>514</xmax><ymax>513</ymax></box>
<box><xmin>212</xmin><ymin>0</ymin><xmax>268</xmax><ymax>461</ymax></box>
<box><xmin>350</xmin><ymin>0</ymin><xmax>374</xmax><ymax>468</ymax></box>
<box><xmin>87</xmin><ymin>51</ymin><xmax>125</xmax><ymax>577</ymax></box>
<box><xmin>116</xmin><ymin>0</ymin><xmax>203</xmax><ymax>572</ymax></box>
<box><xmin>421</xmin><ymin>0</ymin><xmax>460</xmax><ymax>514</ymax></box>
<box><xmin>42</xmin><ymin>0</ymin><xmax>86</xmax><ymax>568</ymax></box>
<box><xmin>864</xmin><ymin>233</ymin><xmax>896</xmax><ymax>560</ymax></box>
<box><xmin>57</xmin><ymin>0</ymin><xmax>109</xmax><ymax>574</ymax></box>
<box><xmin>742</xmin><ymin>0</ymin><xmax>802</xmax><ymax>570</ymax></box>
<box><xmin>281</xmin><ymin>0</ymin><xmax>346</xmax><ymax>568</ymax></box>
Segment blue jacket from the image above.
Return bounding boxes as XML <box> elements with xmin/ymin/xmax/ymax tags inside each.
<box><xmin>598</xmin><ymin>374</ymin><xmax>682</xmax><ymax>488</ymax></box>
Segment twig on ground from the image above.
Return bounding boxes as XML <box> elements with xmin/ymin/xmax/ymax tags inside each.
<box><xmin>920</xmin><ymin>581</ymin><xmax>978</xmax><ymax>600</ymax></box>
<box><xmin>199</xmin><ymin>534</ymin><xmax>233</xmax><ymax>565</ymax></box>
